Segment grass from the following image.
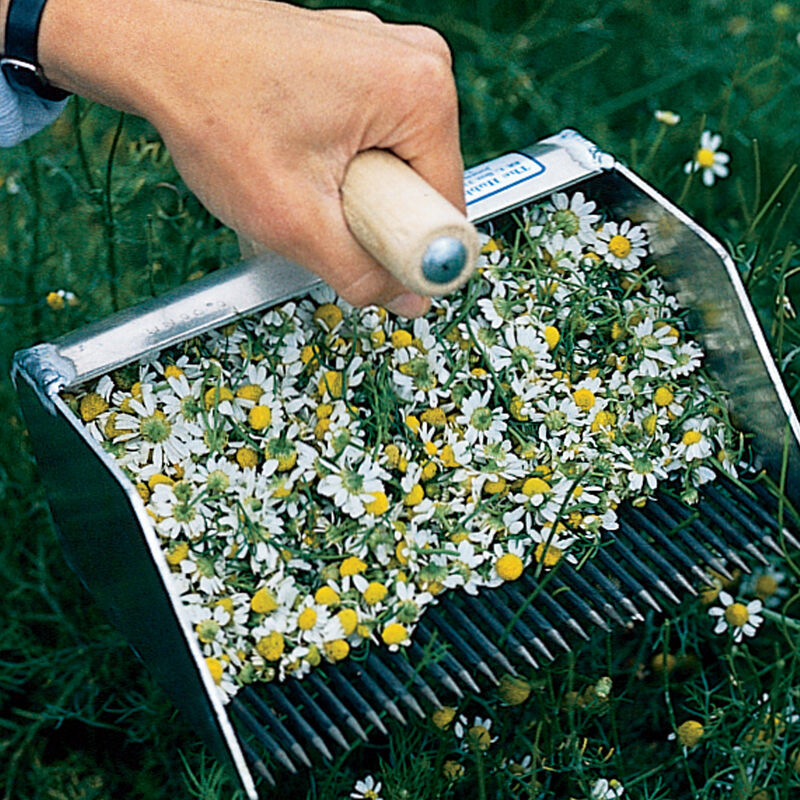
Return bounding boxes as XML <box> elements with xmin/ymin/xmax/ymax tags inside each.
<box><xmin>1</xmin><ymin>0</ymin><xmax>799</xmax><ymax>798</ymax></box>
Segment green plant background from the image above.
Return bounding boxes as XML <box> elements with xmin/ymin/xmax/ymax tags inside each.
<box><xmin>1</xmin><ymin>1</ymin><xmax>799</xmax><ymax>798</ymax></box>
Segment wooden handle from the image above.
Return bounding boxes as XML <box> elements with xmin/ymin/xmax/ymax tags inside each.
<box><xmin>239</xmin><ymin>150</ymin><xmax>480</xmax><ymax>297</ymax></box>
<box><xmin>341</xmin><ymin>150</ymin><xmax>479</xmax><ymax>296</ymax></box>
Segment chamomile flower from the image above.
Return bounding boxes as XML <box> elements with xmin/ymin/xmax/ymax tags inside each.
<box><xmin>454</xmin><ymin>715</ymin><xmax>498</xmax><ymax>752</ymax></box>
<box><xmin>456</xmin><ymin>389</ymin><xmax>508</xmax><ymax>445</ymax></box>
<box><xmin>591</xmin><ymin>778</ymin><xmax>625</xmax><ymax>799</ymax></box>
<box><xmin>709</xmin><ymin>591</ymin><xmax>764</xmax><ymax>642</ymax></box>
<box><xmin>595</xmin><ymin>219</ymin><xmax>648</xmax><ymax>271</ymax></box>
<box><xmin>545</xmin><ymin>191</ymin><xmax>600</xmax><ymax>245</ymax></box>
<box><xmin>684</xmin><ymin>130</ymin><xmax>730</xmax><ymax>187</ymax></box>
<box><xmin>350</xmin><ymin>775</ymin><xmax>383</xmax><ymax>800</ymax></box>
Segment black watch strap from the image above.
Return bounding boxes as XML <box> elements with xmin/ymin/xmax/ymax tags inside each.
<box><xmin>1</xmin><ymin>0</ymin><xmax>70</xmax><ymax>101</ymax></box>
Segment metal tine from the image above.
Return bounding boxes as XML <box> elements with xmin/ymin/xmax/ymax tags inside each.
<box><xmin>578</xmin><ymin>560</ymin><xmax>645</xmax><ymax>622</ymax></box>
<box><xmin>460</xmin><ymin>592</ymin><xmax>540</xmax><ymax>668</ymax></box>
<box><xmin>441</xmin><ymin>599</ymin><xmax>519</xmax><ymax>675</ymax></box>
<box><xmin>408</xmin><ymin>641</ymin><xmax>464</xmax><ymax>699</ymax></box>
<box><xmin>695</xmin><ymin>494</ymin><xmax>772</xmax><ymax>564</ymax></box>
<box><xmin>593</xmin><ymin>546</ymin><xmax>663</xmax><ymax>613</ymax></box>
<box><xmin>415</xmin><ymin>619</ymin><xmax>483</xmax><ymax>693</ymax></box>
<box><xmin>516</xmin><ymin>572</ymin><xmax>592</xmax><ymax>641</ymax></box>
<box><xmin>659</xmin><ymin>494</ymin><xmax>751</xmax><ymax>574</ymax></box>
<box><xmin>616</xmin><ymin>519</ymin><xmax>698</xmax><ymax>596</ymax></box>
<box><xmin>556</xmin><ymin>561</ymin><xmax>631</xmax><ymax>628</ymax></box>
<box><xmin>378</xmin><ymin>648</ymin><xmax>444</xmax><ymax>709</ymax></box>
<box><xmin>239</xmin><ymin>687</ymin><xmax>312</xmax><ymax>768</ymax></box>
<box><xmin>285</xmin><ymin>678</ymin><xmax>351</xmax><ymax>752</ymax></box>
<box><xmin>544</xmin><ymin>572</ymin><xmax>612</xmax><ymax>632</ymax></box>
<box><xmin>230</xmin><ymin>696</ymin><xmax>298</xmax><ymax>774</ymax></box>
<box><xmin>308</xmin><ymin>672</ymin><xmax>369</xmax><ymax>743</ymax></box>
<box><xmin>710</xmin><ymin>479</ymin><xmax>800</xmax><ymax>551</ymax></box>
<box><xmin>624</xmin><ymin>505</ymin><xmax>715</xmax><ymax>587</ymax></box>
<box><xmin>365</xmin><ymin>652</ymin><xmax>426</xmax><ymax>719</ymax></box>
<box><xmin>343</xmin><ymin>661</ymin><xmax>406</xmax><ymax>725</ymax></box>
<box><xmin>422</xmin><ymin>610</ymin><xmax>500</xmax><ymax>686</ymax></box>
<box><xmin>237</xmin><ymin>736</ymin><xmax>276</xmax><ymax>788</ymax></box>
<box><xmin>476</xmin><ymin>585</ymin><xmax>555</xmax><ymax>663</ymax></box>
<box><xmin>716</xmin><ymin>471</ymin><xmax>800</xmax><ymax>536</ymax></box>
<box><xmin>607</xmin><ymin>535</ymin><xmax>683</xmax><ymax>606</ymax></box>
<box><xmin>263</xmin><ymin>682</ymin><xmax>334</xmax><ymax>762</ymax></box>
<box><xmin>501</xmin><ymin>583</ymin><xmax>572</xmax><ymax>654</ymax></box>
<box><xmin>324</xmin><ymin>665</ymin><xmax>388</xmax><ymax>735</ymax></box>
<box><xmin>647</xmin><ymin>501</ymin><xmax>734</xmax><ymax>581</ymax></box>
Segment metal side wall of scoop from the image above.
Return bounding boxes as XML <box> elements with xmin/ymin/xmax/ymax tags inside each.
<box><xmin>12</xmin><ymin>369</ymin><xmax>258</xmax><ymax>800</ymax></box>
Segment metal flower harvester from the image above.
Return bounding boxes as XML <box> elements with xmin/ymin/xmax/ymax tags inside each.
<box><xmin>11</xmin><ymin>130</ymin><xmax>800</xmax><ymax>798</ymax></box>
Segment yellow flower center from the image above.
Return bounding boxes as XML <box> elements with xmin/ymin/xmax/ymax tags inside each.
<box><xmin>431</xmin><ymin>706</ymin><xmax>456</xmax><ymax>729</ymax></box>
<box><xmin>496</xmin><ymin>553</ymin><xmax>524</xmax><ymax>581</ymax></box>
<box><xmin>79</xmin><ymin>392</ymin><xmax>108</xmax><ymax>422</ymax></box>
<box><xmin>544</xmin><ymin>325</ymin><xmax>560</xmax><ymax>350</ymax></box>
<box><xmin>420</xmin><ymin>407</ymin><xmax>447</xmax><ymax>428</ymax></box>
<box><xmin>404</xmin><ymin>484</ymin><xmax>425</xmax><ymax>506</ymax></box>
<box><xmin>755</xmin><ymin>575</ymin><xmax>778</xmax><ymax>597</ymax></box>
<box><xmin>364</xmin><ymin>491</ymin><xmax>389</xmax><ymax>515</ymax></box>
<box><xmin>317</xmin><ymin>370</ymin><xmax>343</xmax><ymax>398</ymax></box>
<box><xmin>405</xmin><ymin>414</ymin><xmax>421</xmax><ymax>433</ymax></box>
<box><xmin>608</xmin><ymin>234</ymin><xmax>632</xmax><ymax>259</ymax></box>
<box><xmin>724</xmin><ymin>602</ymin><xmax>749</xmax><ymax>627</ymax></box>
<box><xmin>535</xmin><ymin>542</ymin><xmax>563</xmax><ymax>567</ymax></box>
<box><xmin>340</xmin><ymin>556</ymin><xmax>367</xmax><ymax>577</ymax></box>
<box><xmin>363</xmin><ymin>582</ymin><xmax>388</xmax><ymax>605</ymax></box>
<box><xmin>314</xmin><ymin>586</ymin><xmax>340</xmax><ymax>605</ymax></box>
<box><xmin>573</xmin><ymin>388</ymin><xmax>596</xmax><ymax>410</ymax></box>
<box><xmin>654</xmin><ymin>386</ymin><xmax>674</xmax><ymax>407</ymax></box>
<box><xmin>235</xmin><ymin>383</ymin><xmax>263</xmax><ymax>402</ymax></box>
<box><xmin>205</xmin><ymin>657</ymin><xmax>223</xmax><ymax>685</ymax></box>
<box><xmin>682</xmin><ymin>430</ymin><xmax>702</xmax><ymax>445</ymax></box>
<box><xmin>251</xmin><ymin>587</ymin><xmax>278</xmax><ymax>614</ymax></box>
<box><xmin>313</xmin><ymin>302</ymin><xmax>343</xmax><ymax>331</ymax></box>
<box><xmin>468</xmin><ymin>725</ymin><xmax>492</xmax><ymax>751</ymax></box>
<box><xmin>381</xmin><ymin>623</ymin><xmax>408</xmax><ymax>645</ymax></box>
<box><xmin>498</xmin><ymin>674</ymin><xmax>532</xmax><ymax>705</ymax></box>
<box><xmin>484</xmin><ymin>477</ymin><xmax>507</xmax><ymax>495</ymax></box>
<box><xmin>256</xmin><ymin>631</ymin><xmax>285</xmax><ymax>661</ymax></box>
<box><xmin>323</xmin><ymin>639</ymin><xmax>350</xmax><ymax>662</ymax></box>
<box><xmin>248</xmin><ymin>405</ymin><xmax>272</xmax><ymax>429</ymax></box>
<box><xmin>204</xmin><ymin>385</ymin><xmax>233</xmax><ymax>409</ymax></box>
<box><xmin>336</xmin><ymin>609</ymin><xmax>358</xmax><ymax>635</ymax></box>
<box><xmin>166</xmin><ymin>541</ymin><xmax>189</xmax><ymax>566</ymax></box>
<box><xmin>236</xmin><ymin>447</ymin><xmax>259</xmax><ymax>469</ymax></box>
<box><xmin>696</xmin><ymin>147</ymin><xmax>716</xmax><ymax>168</ymax></box>
<box><xmin>391</xmin><ymin>329</ymin><xmax>414</xmax><ymax>348</ymax></box>
<box><xmin>297</xmin><ymin>607</ymin><xmax>318</xmax><ymax>630</ymax></box>
<box><xmin>522</xmin><ymin>477</ymin><xmax>551</xmax><ymax>496</ymax></box>
<box><xmin>677</xmin><ymin>720</ymin><xmax>704</xmax><ymax>748</ymax></box>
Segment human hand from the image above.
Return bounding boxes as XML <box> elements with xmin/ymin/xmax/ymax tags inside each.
<box><xmin>34</xmin><ymin>0</ymin><xmax>465</xmax><ymax>316</ymax></box>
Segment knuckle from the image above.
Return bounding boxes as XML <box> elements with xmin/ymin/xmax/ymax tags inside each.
<box><xmin>403</xmin><ymin>48</ymin><xmax>456</xmax><ymax>99</ymax></box>
<box><xmin>404</xmin><ymin>25</ymin><xmax>453</xmax><ymax>64</ymax></box>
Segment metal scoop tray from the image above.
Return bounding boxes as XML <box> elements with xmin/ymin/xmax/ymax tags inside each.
<box><xmin>11</xmin><ymin>130</ymin><xmax>800</xmax><ymax>798</ymax></box>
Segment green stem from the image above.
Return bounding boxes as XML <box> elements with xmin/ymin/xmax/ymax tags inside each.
<box><xmin>104</xmin><ymin>111</ymin><xmax>126</xmax><ymax>312</ymax></box>
<box><xmin>72</xmin><ymin>96</ymin><xmax>97</xmax><ymax>192</ymax></box>
<box><xmin>761</xmin><ymin>608</ymin><xmax>800</xmax><ymax>632</ymax></box>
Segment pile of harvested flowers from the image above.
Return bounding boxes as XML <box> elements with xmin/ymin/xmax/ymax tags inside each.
<box><xmin>69</xmin><ymin>191</ymin><xmax>741</xmax><ymax>702</ymax></box>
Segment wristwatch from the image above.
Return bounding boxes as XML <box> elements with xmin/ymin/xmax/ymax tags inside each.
<box><xmin>1</xmin><ymin>0</ymin><xmax>70</xmax><ymax>100</ymax></box>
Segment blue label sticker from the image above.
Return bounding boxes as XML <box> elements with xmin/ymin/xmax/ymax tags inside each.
<box><xmin>464</xmin><ymin>152</ymin><xmax>546</xmax><ymax>207</ymax></box>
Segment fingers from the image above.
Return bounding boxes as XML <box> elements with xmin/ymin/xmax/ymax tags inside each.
<box><xmin>277</xmin><ymin>187</ymin><xmax>431</xmax><ymax>315</ymax></box>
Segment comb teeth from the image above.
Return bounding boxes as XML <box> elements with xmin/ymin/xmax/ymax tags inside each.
<box><xmin>233</xmin><ymin>477</ymin><xmax>798</xmax><ymax>782</ymax></box>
